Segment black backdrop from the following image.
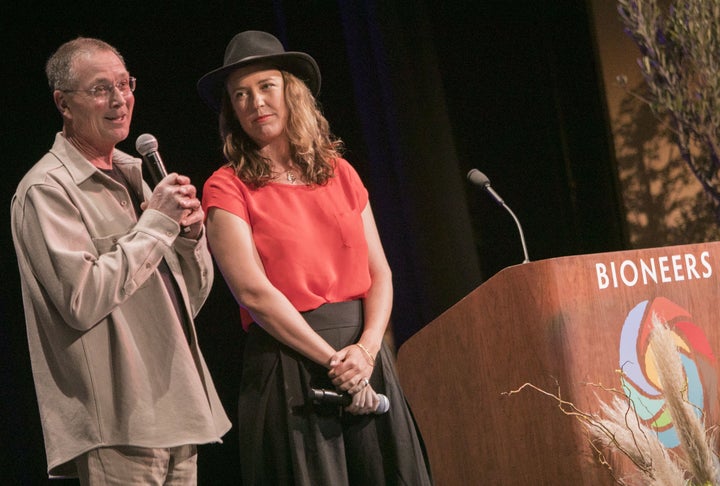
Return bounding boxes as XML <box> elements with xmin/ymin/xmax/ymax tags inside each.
<box><xmin>1</xmin><ymin>1</ymin><xmax>626</xmax><ymax>484</ymax></box>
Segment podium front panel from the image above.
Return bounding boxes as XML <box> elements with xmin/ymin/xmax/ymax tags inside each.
<box><xmin>397</xmin><ymin>242</ymin><xmax>720</xmax><ymax>485</ymax></box>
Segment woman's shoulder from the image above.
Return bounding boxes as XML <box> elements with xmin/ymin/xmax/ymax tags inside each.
<box><xmin>331</xmin><ymin>157</ymin><xmax>365</xmax><ymax>184</ymax></box>
<box><xmin>205</xmin><ymin>165</ymin><xmax>241</xmax><ymax>187</ymax></box>
<box><xmin>331</xmin><ymin>157</ymin><xmax>359</xmax><ymax>178</ymax></box>
<box><xmin>333</xmin><ymin>157</ymin><xmax>351</xmax><ymax>170</ymax></box>
<box><xmin>207</xmin><ymin>165</ymin><xmax>236</xmax><ymax>180</ymax></box>
<box><xmin>203</xmin><ymin>166</ymin><xmax>251</xmax><ymax>200</ymax></box>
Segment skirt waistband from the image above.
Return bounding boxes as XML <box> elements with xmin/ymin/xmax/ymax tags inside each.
<box><xmin>300</xmin><ymin>300</ymin><xmax>362</xmax><ymax>331</ymax></box>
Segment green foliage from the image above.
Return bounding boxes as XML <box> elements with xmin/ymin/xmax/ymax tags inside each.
<box><xmin>612</xmin><ymin>83</ymin><xmax>720</xmax><ymax>245</ymax></box>
<box><xmin>618</xmin><ymin>0</ymin><xmax>720</xmax><ymax>221</ymax></box>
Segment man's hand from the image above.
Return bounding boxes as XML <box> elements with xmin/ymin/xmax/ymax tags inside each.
<box><xmin>142</xmin><ymin>173</ymin><xmax>204</xmax><ymax>239</ymax></box>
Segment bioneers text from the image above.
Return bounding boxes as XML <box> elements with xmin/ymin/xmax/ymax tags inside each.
<box><xmin>596</xmin><ymin>251</ymin><xmax>712</xmax><ymax>289</ymax></box>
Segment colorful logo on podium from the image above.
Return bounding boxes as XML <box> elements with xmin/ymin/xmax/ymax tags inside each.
<box><xmin>619</xmin><ymin>297</ymin><xmax>717</xmax><ymax>448</ymax></box>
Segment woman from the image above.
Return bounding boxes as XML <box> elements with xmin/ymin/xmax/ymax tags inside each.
<box><xmin>197</xmin><ymin>31</ymin><xmax>432</xmax><ymax>485</ymax></box>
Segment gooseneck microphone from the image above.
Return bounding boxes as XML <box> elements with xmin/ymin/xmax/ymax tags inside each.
<box><xmin>135</xmin><ymin>133</ymin><xmax>168</xmax><ymax>187</ymax></box>
<box><xmin>309</xmin><ymin>388</ymin><xmax>390</xmax><ymax>414</ymax></box>
<box><xmin>467</xmin><ymin>169</ymin><xmax>530</xmax><ymax>264</ymax></box>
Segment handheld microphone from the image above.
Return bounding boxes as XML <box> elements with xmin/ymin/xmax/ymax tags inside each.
<box><xmin>136</xmin><ymin>133</ymin><xmax>191</xmax><ymax>234</ymax></box>
<box><xmin>135</xmin><ymin>133</ymin><xmax>168</xmax><ymax>187</ymax></box>
<box><xmin>309</xmin><ymin>388</ymin><xmax>390</xmax><ymax>414</ymax></box>
<box><xmin>467</xmin><ymin>168</ymin><xmax>530</xmax><ymax>264</ymax></box>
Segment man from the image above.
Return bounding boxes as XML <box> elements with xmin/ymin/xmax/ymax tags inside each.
<box><xmin>11</xmin><ymin>37</ymin><xmax>231</xmax><ymax>484</ymax></box>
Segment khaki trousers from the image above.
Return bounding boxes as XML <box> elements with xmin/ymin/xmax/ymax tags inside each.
<box><xmin>75</xmin><ymin>444</ymin><xmax>198</xmax><ymax>486</ymax></box>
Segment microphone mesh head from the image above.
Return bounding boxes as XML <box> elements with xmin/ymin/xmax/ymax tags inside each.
<box><xmin>135</xmin><ymin>133</ymin><xmax>158</xmax><ymax>156</ymax></box>
<box><xmin>467</xmin><ymin>168</ymin><xmax>491</xmax><ymax>187</ymax></box>
<box><xmin>376</xmin><ymin>394</ymin><xmax>390</xmax><ymax>414</ymax></box>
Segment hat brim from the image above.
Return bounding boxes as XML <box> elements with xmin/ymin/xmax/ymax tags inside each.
<box><xmin>197</xmin><ymin>52</ymin><xmax>321</xmax><ymax>113</ymax></box>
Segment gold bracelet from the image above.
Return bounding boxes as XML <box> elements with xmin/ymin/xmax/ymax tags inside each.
<box><xmin>355</xmin><ymin>342</ymin><xmax>375</xmax><ymax>366</ymax></box>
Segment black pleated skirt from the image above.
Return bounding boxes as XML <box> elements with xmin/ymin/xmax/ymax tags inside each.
<box><xmin>237</xmin><ymin>300</ymin><xmax>433</xmax><ymax>486</ymax></box>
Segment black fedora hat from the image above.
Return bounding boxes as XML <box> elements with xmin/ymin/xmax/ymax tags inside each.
<box><xmin>197</xmin><ymin>30</ymin><xmax>321</xmax><ymax>112</ymax></box>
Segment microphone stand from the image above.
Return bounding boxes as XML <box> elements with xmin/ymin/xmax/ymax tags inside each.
<box><xmin>500</xmin><ymin>202</ymin><xmax>530</xmax><ymax>264</ymax></box>
<box><xmin>467</xmin><ymin>169</ymin><xmax>530</xmax><ymax>264</ymax></box>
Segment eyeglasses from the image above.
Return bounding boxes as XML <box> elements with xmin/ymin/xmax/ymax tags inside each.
<box><xmin>62</xmin><ymin>77</ymin><xmax>136</xmax><ymax>99</ymax></box>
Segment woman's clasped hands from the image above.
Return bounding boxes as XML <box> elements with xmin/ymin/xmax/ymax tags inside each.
<box><xmin>328</xmin><ymin>343</ymin><xmax>380</xmax><ymax>415</ymax></box>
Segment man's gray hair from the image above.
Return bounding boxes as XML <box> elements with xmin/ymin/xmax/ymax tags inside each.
<box><xmin>45</xmin><ymin>37</ymin><xmax>125</xmax><ymax>91</ymax></box>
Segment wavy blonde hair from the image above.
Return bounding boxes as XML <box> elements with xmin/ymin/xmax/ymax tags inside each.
<box><xmin>219</xmin><ymin>70</ymin><xmax>343</xmax><ymax>188</ymax></box>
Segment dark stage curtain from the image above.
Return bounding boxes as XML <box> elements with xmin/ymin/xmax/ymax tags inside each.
<box><xmin>1</xmin><ymin>0</ymin><xmax>625</xmax><ymax>484</ymax></box>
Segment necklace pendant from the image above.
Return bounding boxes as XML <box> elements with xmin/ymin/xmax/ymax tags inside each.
<box><xmin>287</xmin><ymin>171</ymin><xmax>296</xmax><ymax>184</ymax></box>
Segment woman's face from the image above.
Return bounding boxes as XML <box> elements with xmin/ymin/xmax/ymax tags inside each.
<box><xmin>225</xmin><ymin>65</ymin><xmax>288</xmax><ymax>147</ymax></box>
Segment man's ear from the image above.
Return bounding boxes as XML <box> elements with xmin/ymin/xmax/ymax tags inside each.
<box><xmin>53</xmin><ymin>90</ymin><xmax>69</xmax><ymax>115</ymax></box>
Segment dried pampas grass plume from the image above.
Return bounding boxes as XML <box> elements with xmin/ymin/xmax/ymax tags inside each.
<box><xmin>504</xmin><ymin>313</ymin><xmax>720</xmax><ymax>485</ymax></box>
<box><xmin>648</xmin><ymin>313</ymin><xmax>720</xmax><ymax>485</ymax></box>
<box><xmin>594</xmin><ymin>395</ymin><xmax>686</xmax><ymax>485</ymax></box>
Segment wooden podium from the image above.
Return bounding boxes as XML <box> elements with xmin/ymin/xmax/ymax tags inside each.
<box><xmin>396</xmin><ymin>242</ymin><xmax>720</xmax><ymax>485</ymax></box>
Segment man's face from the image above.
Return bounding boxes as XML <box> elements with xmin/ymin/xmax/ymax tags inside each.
<box><xmin>58</xmin><ymin>49</ymin><xmax>134</xmax><ymax>154</ymax></box>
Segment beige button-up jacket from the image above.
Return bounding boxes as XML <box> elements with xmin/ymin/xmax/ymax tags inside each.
<box><xmin>11</xmin><ymin>133</ymin><xmax>231</xmax><ymax>477</ymax></box>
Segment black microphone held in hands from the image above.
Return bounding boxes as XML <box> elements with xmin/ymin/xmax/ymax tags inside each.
<box><xmin>136</xmin><ymin>133</ymin><xmax>168</xmax><ymax>187</ymax></box>
<box><xmin>309</xmin><ymin>388</ymin><xmax>390</xmax><ymax>414</ymax></box>
<box><xmin>136</xmin><ymin>133</ymin><xmax>191</xmax><ymax>234</ymax></box>
<box><xmin>467</xmin><ymin>168</ymin><xmax>530</xmax><ymax>264</ymax></box>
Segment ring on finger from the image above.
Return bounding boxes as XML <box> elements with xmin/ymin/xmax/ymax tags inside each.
<box><xmin>362</xmin><ymin>378</ymin><xmax>369</xmax><ymax>388</ymax></box>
